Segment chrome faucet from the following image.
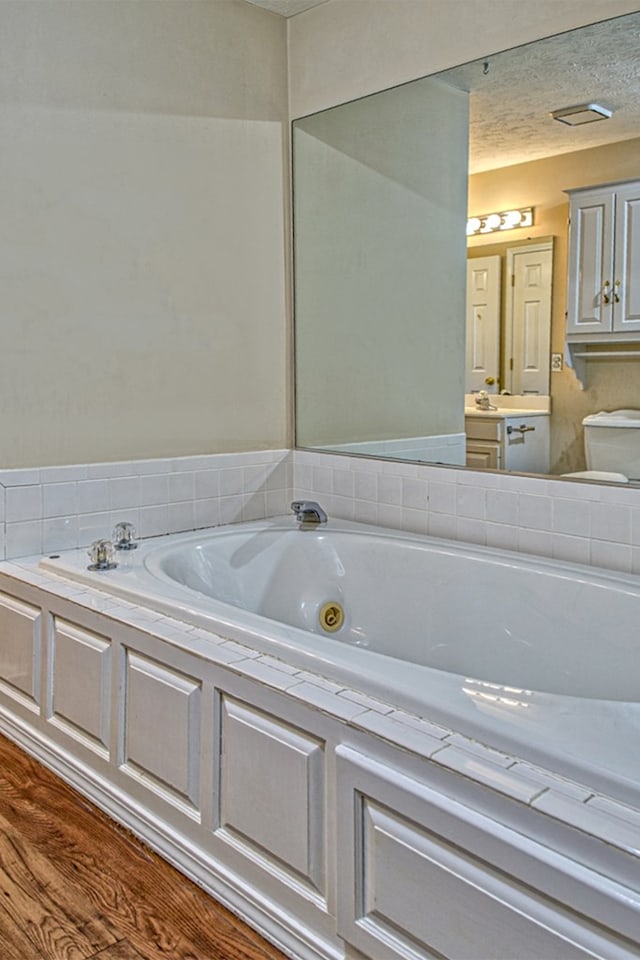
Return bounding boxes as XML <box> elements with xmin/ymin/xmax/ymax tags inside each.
<box><xmin>291</xmin><ymin>500</ymin><xmax>328</xmax><ymax>525</ymax></box>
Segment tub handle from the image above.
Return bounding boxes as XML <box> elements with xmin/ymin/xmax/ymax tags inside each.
<box><xmin>113</xmin><ymin>521</ymin><xmax>138</xmax><ymax>550</ymax></box>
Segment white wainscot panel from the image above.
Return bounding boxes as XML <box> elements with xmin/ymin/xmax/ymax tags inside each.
<box><xmin>49</xmin><ymin>618</ymin><xmax>111</xmax><ymax>756</ymax></box>
<box><xmin>217</xmin><ymin>695</ymin><xmax>325</xmax><ymax>903</ymax></box>
<box><xmin>336</xmin><ymin>747</ymin><xmax>639</xmax><ymax>960</ymax></box>
<box><xmin>121</xmin><ymin>650</ymin><xmax>201</xmax><ymax>817</ymax></box>
<box><xmin>0</xmin><ymin>592</ymin><xmax>42</xmax><ymax>710</ymax></box>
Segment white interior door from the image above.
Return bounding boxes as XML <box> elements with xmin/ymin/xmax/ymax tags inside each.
<box><xmin>505</xmin><ymin>241</ymin><xmax>553</xmax><ymax>395</ymax></box>
<box><xmin>465</xmin><ymin>256</ymin><xmax>501</xmax><ymax>393</ymax></box>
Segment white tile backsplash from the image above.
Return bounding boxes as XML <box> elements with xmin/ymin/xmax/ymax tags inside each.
<box><xmin>354</xmin><ymin>498</ymin><xmax>378</xmax><ymax>525</ymax></box>
<box><xmin>518</xmin><ymin>493</ymin><xmax>552</xmax><ymax>530</ymax></box>
<box><xmin>137</xmin><ymin>504</ymin><xmax>169</xmax><ymax>539</ymax></box>
<box><xmin>354</xmin><ymin>470</ymin><xmax>378</xmax><ymax>502</ymax></box>
<box><xmin>42</xmin><ymin>516</ymin><xmax>79</xmax><ymax>553</ymax></box>
<box><xmin>332</xmin><ymin>468</ymin><xmax>355</xmax><ymax>499</ymax></box>
<box><xmin>377</xmin><ymin>473</ymin><xmax>402</xmax><ymax>505</ymax></box>
<box><xmin>552</xmin><ymin>497</ymin><xmax>590</xmax><ymax>537</ymax></box>
<box><xmin>6</xmin><ymin>485</ymin><xmax>42</xmax><ymax>523</ymax></box>
<box><xmin>43</xmin><ymin>481</ymin><xmax>78</xmax><ymax>519</ymax></box>
<box><xmin>552</xmin><ymin>533</ymin><xmax>591</xmax><ymax>566</ymax></box>
<box><xmin>484</xmin><ymin>521</ymin><xmax>518</xmax><ymax>552</ymax></box>
<box><xmin>517</xmin><ymin>526</ymin><xmax>553</xmax><ymax>558</ymax></box>
<box><xmin>377</xmin><ymin>503</ymin><xmax>403</xmax><ymax>529</ymax></box>
<box><xmin>2</xmin><ymin>447</ymin><xmax>640</xmax><ymax>576</ymax></box>
<box><xmin>401</xmin><ymin>477</ymin><xmax>428</xmax><ymax>510</ymax></box>
<box><xmin>77</xmin><ymin>479</ymin><xmax>109</xmax><ymax>514</ymax></box>
<box><xmin>486</xmin><ymin>489</ymin><xmax>519</xmax><ymax>525</ymax></box>
<box><xmin>0</xmin><ymin>450</ymin><xmax>291</xmax><ymax>560</ymax></box>
<box><xmin>169</xmin><ymin>472</ymin><xmax>195</xmax><ymax>503</ymax></box>
<box><xmin>39</xmin><ymin>465</ymin><xmax>89</xmax><ymax>483</ymax></box>
<box><xmin>109</xmin><ymin>476</ymin><xmax>141</xmax><ymax>510</ymax></box>
<box><xmin>427</xmin><ymin>511</ymin><xmax>456</xmax><ymax>540</ymax></box>
<box><xmin>139</xmin><ymin>474</ymin><xmax>169</xmax><ymax>506</ymax></box>
<box><xmin>590</xmin><ymin>539</ymin><xmax>633</xmax><ymax>573</ymax></box>
<box><xmin>168</xmin><ymin>501</ymin><xmax>195</xmax><ymax>534</ymax></box>
<box><xmin>0</xmin><ymin>469</ymin><xmax>41</xmax><ymax>487</ymax></box>
<box><xmin>194</xmin><ymin>498</ymin><xmax>221</xmax><ymax>529</ymax></box>
<box><xmin>195</xmin><ymin>469</ymin><xmax>220</xmax><ymax>500</ymax></box>
<box><xmin>455</xmin><ymin>484</ymin><xmax>485</xmax><ymax>520</ymax></box>
<box><xmin>6</xmin><ymin>520</ymin><xmax>42</xmax><ymax>557</ymax></box>
<box><xmin>428</xmin><ymin>480</ymin><xmax>457</xmax><ymax>515</ymax></box>
<box><xmin>219</xmin><ymin>467</ymin><xmax>244</xmax><ymax>497</ymax></box>
<box><xmin>456</xmin><ymin>517</ymin><xmax>486</xmax><ymax>545</ymax></box>
<box><xmin>293</xmin><ymin>450</ymin><xmax>640</xmax><ymax>577</ymax></box>
<box><xmin>590</xmin><ymin>501</ymin><xmax>631</xmax><ymax>544</ymax></box>
<box><xmin>78</xmin><ymin>511</ymin><xmax>113</xmax><ymax>544</ymax></box>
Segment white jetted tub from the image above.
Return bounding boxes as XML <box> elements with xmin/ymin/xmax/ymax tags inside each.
<box><xmin>41</xmin><ymin>517</ymin><xmax>640</xmax><ymax>805</ymax></box>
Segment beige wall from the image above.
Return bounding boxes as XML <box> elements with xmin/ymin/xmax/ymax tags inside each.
<box><xmin>288</xmin><ymin>0</ymin><xmax>640</xmax><ymax>119</ymax></box>
<box><xmin>468</xmin><ymin>138</ymin><xmax>640</xmax><ymax>473</ymax></box>
<box><xmin>0</xmin><ymin>0</ymin><xmax>289</xmax><ymax>467</ymax></box>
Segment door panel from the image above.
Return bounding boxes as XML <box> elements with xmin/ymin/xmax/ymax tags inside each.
<box><xmin>466</xmin><ymin>256</ymin><xmax>501</xmax><ymax>393</ymax></box>
<box><xmin>507</xmin><ymin>243</ymin><xmax>553</xmax><ymax>395</ymax></box>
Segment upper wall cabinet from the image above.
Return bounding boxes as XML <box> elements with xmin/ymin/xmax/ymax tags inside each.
<box><xmin>566</xmin><ymin>180</ymin><xmax>640</xmax><ymax>340</ymax></box>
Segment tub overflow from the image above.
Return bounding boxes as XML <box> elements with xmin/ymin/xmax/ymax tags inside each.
<box><xmin>319</xmin><ymin>601</ymin><xmax>344</xmax><ymax>633</ymax></box>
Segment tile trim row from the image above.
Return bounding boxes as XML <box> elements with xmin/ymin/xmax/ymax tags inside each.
<box><xmin>2</xmin><ymin>447</ymin><xmax>640</xmax><ymax>576</ymax></box>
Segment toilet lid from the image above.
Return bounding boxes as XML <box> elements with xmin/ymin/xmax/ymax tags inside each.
<box><xmin>582</xmin><ymin>410</ymin><xmax>640</xmax><ymax>428</ymax></box>
<box><xmin>561</xmin><ymin>470</ymin><xmax>629</xmax><ymax>483</ymax></box>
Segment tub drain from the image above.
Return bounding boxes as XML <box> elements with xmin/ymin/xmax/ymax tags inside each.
<box><xmin>319</xmin><ymin>601</ymin><xmax>344</xmax><ymax>633</ymax></box>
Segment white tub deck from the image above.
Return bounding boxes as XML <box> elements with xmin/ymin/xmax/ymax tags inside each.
<box><xmin>38</xmin><ymin>517</ymin><xmax>640</xmax><ymax>808</ymax></box>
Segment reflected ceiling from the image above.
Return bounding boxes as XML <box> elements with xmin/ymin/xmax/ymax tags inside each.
<box><xmin>443</xmin><ymin>14</ymin><xmax>640</xmax><ymax>173</ymax></box>
<box><xmin>246</xmin><ymin>0</ymin><xmax>329</xmax><ymax>16</ymax></box>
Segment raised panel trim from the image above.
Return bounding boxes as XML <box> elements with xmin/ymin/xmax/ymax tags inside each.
<box><xmin>215</xmin><ymin>694</ymin><xmax>326</xmax><ymax>906</ymax></box>
<box><xmin>336</xmin><ymin>746</ymin><xmax>640</xmax><ymax>960</ymax></box>
<box><xmin>359</xmin><ymin>796</ymin><xmax>596</xmax><ymax>960</ymax></box>
<box><xmin>48</xmin><ymin>617</ymin><xmax>111</xmax><ymax>757</ymax></box>
<box><xmin>613</xmin><ymin>190</ymin><xmax>640</xmax><ymax>331</ymax></box>
<box><xmin>0</xmin><ymin>591</ymin><xmax>42</xmax><ymax>710</ymax></box>
<box><xmin>121</xmin><ymin>649</ymin><xmax>202</xmax><ymax>818</ymax></box>
<box><xmin>568</xmin><ymin>195</ymin><xmax>613</xmax><ymax>332</ymax></box>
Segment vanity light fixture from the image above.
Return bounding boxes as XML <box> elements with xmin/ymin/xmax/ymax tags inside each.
<box><xmin>466</xmin><ymin>206</ymin><xmax>533</xmax><ymax>236</ymax></box>
<box><xmin>550</xmin><ymin>103</ymin><xmax>612</xmax><ymax>126</ymax></box>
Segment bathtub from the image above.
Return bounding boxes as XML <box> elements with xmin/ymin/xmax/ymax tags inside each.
<box><xmin>40</xmin><ymin>517</ymin><xmax>640</xmax><ymax>806</ymax></box>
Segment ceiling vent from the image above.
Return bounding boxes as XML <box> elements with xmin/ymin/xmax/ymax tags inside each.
<box><xmin>550</xmin><ymin>103</ymin><xmax>612</xmax><ymax>126</ymax></box>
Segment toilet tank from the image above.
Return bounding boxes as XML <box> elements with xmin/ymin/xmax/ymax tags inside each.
<box><xmin>583</xmin><ymin>410</ymin><xmax>640</xmax><ymax>480</ymax></box>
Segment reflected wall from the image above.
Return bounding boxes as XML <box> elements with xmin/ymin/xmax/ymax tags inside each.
<box><xmin>294</xmin><ymin>76</ymin><xmax>469</xmax><ymax>459</ymax></box>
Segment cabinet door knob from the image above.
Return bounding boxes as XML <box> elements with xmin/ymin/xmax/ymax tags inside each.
<box><xmin>603</xmin><ymin>280</ymin><xmax>611</xmax><ymax>305</ymax></box>
<box><xmin>614</xmin><ymin>279</ymin><xmax>621</xmax><ymax>303</ymax></box>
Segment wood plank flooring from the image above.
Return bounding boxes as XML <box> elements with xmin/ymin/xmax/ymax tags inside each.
<box><xmin>0</xmin><ymin>733</ymin><xmax>288</xmax><ymax>960</ymax></box>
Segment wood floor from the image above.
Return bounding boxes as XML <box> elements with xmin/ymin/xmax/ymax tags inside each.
<box><xmin>0</xmin><ymin>733</ymin><xmax>288</xmax><ymax>960</ymax></box>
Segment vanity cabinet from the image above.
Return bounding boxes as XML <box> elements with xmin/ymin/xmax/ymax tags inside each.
<box><xmin>465</xmin><ymin>412</ymin><xmax>550</xmax><ymax>473</ymax></box>
<box><xmin>566</xmin><ymin>180</ymin><xmax>640</xmax><ymax>338</ymax></box>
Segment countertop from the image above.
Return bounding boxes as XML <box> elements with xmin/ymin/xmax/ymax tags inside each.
<box><xmin>464</xmin><ymin>407</ymin><xmax>550</xmax><ymax>419</ymax></box>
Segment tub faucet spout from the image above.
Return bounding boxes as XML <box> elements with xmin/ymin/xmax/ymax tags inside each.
<box><xmin>291</xmin><ymin>500</ymin><xmax>328</xmax><ymax>525</ymax></box>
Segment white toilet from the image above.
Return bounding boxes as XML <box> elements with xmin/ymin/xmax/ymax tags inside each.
<box><xmin>565</xmin><ymin>409</ymin><xmax>640</xmax><ymax>483</ymax></box>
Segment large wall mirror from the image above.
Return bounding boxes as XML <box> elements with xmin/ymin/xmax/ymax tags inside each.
<box><xmin>293</xmin><ymin>10</ymin><xmax>640</xmax><ymax>482</ymax></box>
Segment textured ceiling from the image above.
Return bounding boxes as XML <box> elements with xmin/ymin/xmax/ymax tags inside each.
<box><xmin>440</xmin><ymin>12</ymin><xmax>640</xmax><ymax>173</ymax></box>
<box><xmin>246</xmin><ymin>0</ymin><xmax>328</xmax><ymax>16</ymax></box>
